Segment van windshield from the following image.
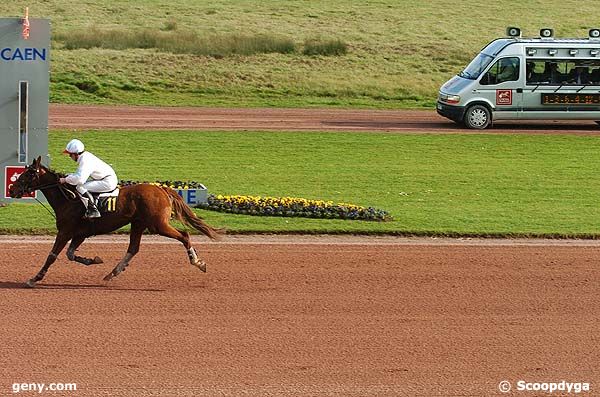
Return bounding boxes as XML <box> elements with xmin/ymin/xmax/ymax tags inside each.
<box><xmin>459</xmin><ymin>53</ymin><xmax>494</xmax><ymax>79</ymax></box>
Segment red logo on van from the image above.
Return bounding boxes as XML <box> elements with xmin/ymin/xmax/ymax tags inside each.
<box><xmin>496</xmin><ymin>89</ymin><xmax>512</xmax><ymax>105</ymax></box>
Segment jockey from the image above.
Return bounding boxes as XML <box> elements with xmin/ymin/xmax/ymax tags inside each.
<box><xmin>59</xmin><ymin>139</ymin><xmax>118</xmax><ymax>219</ymax></box>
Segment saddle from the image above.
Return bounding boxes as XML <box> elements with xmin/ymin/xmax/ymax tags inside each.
<box><xmin>90</xmin><ymin>189</ymin><xmax>120</xmax><ymax>214</ymax></box>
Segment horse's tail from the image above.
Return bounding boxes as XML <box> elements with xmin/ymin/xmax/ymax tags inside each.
<box><xmin>162</xmin><ymin>187</ymin><xmax>223</xmax><ymax>240</ymax></box>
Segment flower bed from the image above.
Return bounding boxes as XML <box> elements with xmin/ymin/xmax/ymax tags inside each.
<box><xmin>197</xmin><ymin>194</ymin><xmax>392</xmax><ymax>221</ymax></box>
<box><xmin>119</xmin><ymin>181</ymin><xmax>392</xmax><ymax>221</ymax></box>
<box><xmin>119</xmin><ymin>180</ymin><xmax>206</xmax><ymax>189</ymax></box>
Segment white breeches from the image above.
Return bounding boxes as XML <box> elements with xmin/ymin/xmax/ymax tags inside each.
<box><xmin>76</xmin><ymin>174</ymin><xmax>118</xmax><ymax>194</ymax></box>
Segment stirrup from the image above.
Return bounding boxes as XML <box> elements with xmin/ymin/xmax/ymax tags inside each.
<box><xmin>85</xmin><ymin>207</ymin><xmax>101</xmax><ymax>219</ymax></box>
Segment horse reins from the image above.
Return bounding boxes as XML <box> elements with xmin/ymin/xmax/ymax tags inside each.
<box><xmin>30</xmin><ymin>181</ymin><xmax>78</xmax><ymax>220</ymax></box>
<box><xmin>34</xmin><ymin>196</ymin><xmax>56</xmax><ymax>219</ymax></box>
<box><xmin>33</xmin><ymin>180</ymin><xmax>78</xmax><ymax>199</ymax></box>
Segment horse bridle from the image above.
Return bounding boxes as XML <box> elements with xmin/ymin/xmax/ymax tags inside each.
<box><xmin>22</xmin><ymin>165</ymin><xmax>77</xmax><ymax>201</ymax></box>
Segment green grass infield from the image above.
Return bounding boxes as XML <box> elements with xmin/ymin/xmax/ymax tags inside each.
<box><xmin>1</xmin><ymin>130</ymin><xmax>600</xmax><ymax>238</ymax></box>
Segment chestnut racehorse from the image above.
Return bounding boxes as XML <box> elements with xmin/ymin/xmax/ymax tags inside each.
<box><xmin>9</xmin><ymin>156</ymin><xmax>221</xmax><ymax>287</ymax></box>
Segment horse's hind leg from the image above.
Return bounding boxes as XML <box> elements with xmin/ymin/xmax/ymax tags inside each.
<box><xmin>103</xmin><ymin>223</ymin><xmax>145</xmax><ymax>281</ymax></box>
<box><xmin>66</xmin><ymin>235</ymin><xmax>103</xmax><ymax>266</ymax></box>
<box><xmin>26</xmin><ymin>232</ymin><xmax>71</xmax><ymax>288</ymax></box>
<box><xmin>156</xmin><ymin>222</ymin><xmax>206</xmax><ymax>272</ymax></box>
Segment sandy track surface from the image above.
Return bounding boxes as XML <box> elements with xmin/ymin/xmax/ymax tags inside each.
<box><xmin>1</xmin><ymin>238</ymin><xmax>599</xmax><ymax>396</ymax></box>
<box><xmin>50</xmin><ymin>104</ymin><xmax>600</xmax><ymax>134</ymax></box>
<box><xmin>4</xmin><ymin>105</ymin><xmax>597</xmax><ymax>395</ymax></box>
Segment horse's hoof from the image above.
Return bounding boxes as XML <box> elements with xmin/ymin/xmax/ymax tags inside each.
<box><xmin>93</xmin><ymin>256</ymin><xmax>104</xmax><ymax>264</ymax></box>
<box><xmin>193</xmin><ymin>260</ymin><xmax>207</xmax><ymax>273</ymax></box>
<box><xmin>25</xmin><ymin>279</ymin><xmax>37</xmax><ymax>288</ymax></box>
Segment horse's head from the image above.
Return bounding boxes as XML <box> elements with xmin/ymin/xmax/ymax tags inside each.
<box><xmin>9</xmin><ymin>156</ymin><xmax>56</xmax><ymax>198</ymax></box>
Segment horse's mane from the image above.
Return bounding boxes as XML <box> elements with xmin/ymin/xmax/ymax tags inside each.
<box><xmin>42</xmin><ymin>165</ymin><xmax>66</xmax><ymax>179</ymax></box>
<box><xmin>38</xmin><ymin>165</ymin><xmax>78</xmax><ymax>199</ymax></box>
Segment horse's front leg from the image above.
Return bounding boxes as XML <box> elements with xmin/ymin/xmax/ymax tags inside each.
<box><xmin>26</xmin><ymin>233</ymin><xmax>71</xmax><ymax>288</ymax></box>
<box><xmin>66</xmin><ymin>236</ymin><xmax>103</xmax><ymax>266</ymax></box>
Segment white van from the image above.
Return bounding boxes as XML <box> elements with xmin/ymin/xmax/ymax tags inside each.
<box><xmin>437</xmin><ymin>28</ymin><xmax>600</xmax><ymax>129</ymax></box>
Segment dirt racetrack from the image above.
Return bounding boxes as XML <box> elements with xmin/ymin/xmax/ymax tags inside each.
<box><xmin>1</xmin><ymin>235</ymin><xmax>600</xmax><ymax>396</ymax></box>
<box><xmin>50</xmin><ymin>104</ymin><xmax>600</xmax><ymax>134</ymax></box>
<box><xmin>1</xmin><ymin>105</ymin><xmax>598</xmax><ymax>396</ymax></box>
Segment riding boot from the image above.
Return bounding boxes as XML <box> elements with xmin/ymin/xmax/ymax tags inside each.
<box><xmin>83</xmin><ymin>191</ymin><xmax>101</xmax><ymax>219</ymax></box>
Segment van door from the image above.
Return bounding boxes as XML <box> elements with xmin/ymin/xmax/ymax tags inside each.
<box><xmin>476</xmin><ymin>56</ymin><xmax>523</xmax><ymax>120</ymax></box>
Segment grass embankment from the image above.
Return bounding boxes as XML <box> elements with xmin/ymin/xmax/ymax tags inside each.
<box><xmin>1</xmin><ymin>130</ymin><xmax>599</xmax><ymax>237</ymax></box>
<box><xmin>3</xmin><ymin>1</ymin><xmax>600</xmax><ymax>108</ymax></box>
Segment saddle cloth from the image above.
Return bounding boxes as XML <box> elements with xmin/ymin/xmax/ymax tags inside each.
<box><xmin>91</xmin><ymin>189</ymin><xmax>120</xmax><ymax>214</ymax></box>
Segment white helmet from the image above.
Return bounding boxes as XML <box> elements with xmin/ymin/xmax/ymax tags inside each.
<box><xmin>63</xmin><ymin>139</ymin><xmax>85</xmax><ymax>154</ymax></box>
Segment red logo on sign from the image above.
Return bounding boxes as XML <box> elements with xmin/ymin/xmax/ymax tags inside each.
<box><xmin>5</xmin><ymin>166</ymin><xmax>35</xmax><ymax>199</ymax></box>
<box><xmin>496</xmin><ymin>89</ymin><xmax>513</xmax><ymax>105</ymax></box>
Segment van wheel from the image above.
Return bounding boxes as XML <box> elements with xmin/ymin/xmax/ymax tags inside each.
<box><xmin>464</xmin><ymin>105</ymin><xmax>491</xmax><ymax>129</ymax></box>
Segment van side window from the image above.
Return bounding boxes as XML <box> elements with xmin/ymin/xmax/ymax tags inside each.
<box><xmin>540</xmin><ymin>61</ymin><xmax>566</xmax><ymax>84</ymax></box>
<box><xmin>526</xmin><ymin>61</ymin><xmax>545</xmax><ymax>84</ymax></box>
<box><xmin>533</xmin><ymin>60</ymin><xmax>600</xmax><ymax>85</ymax></box>
<box><xmin>480</xmin><ymin>57</ymin><xmax>520</xmax><ymax>85</ymax></box>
